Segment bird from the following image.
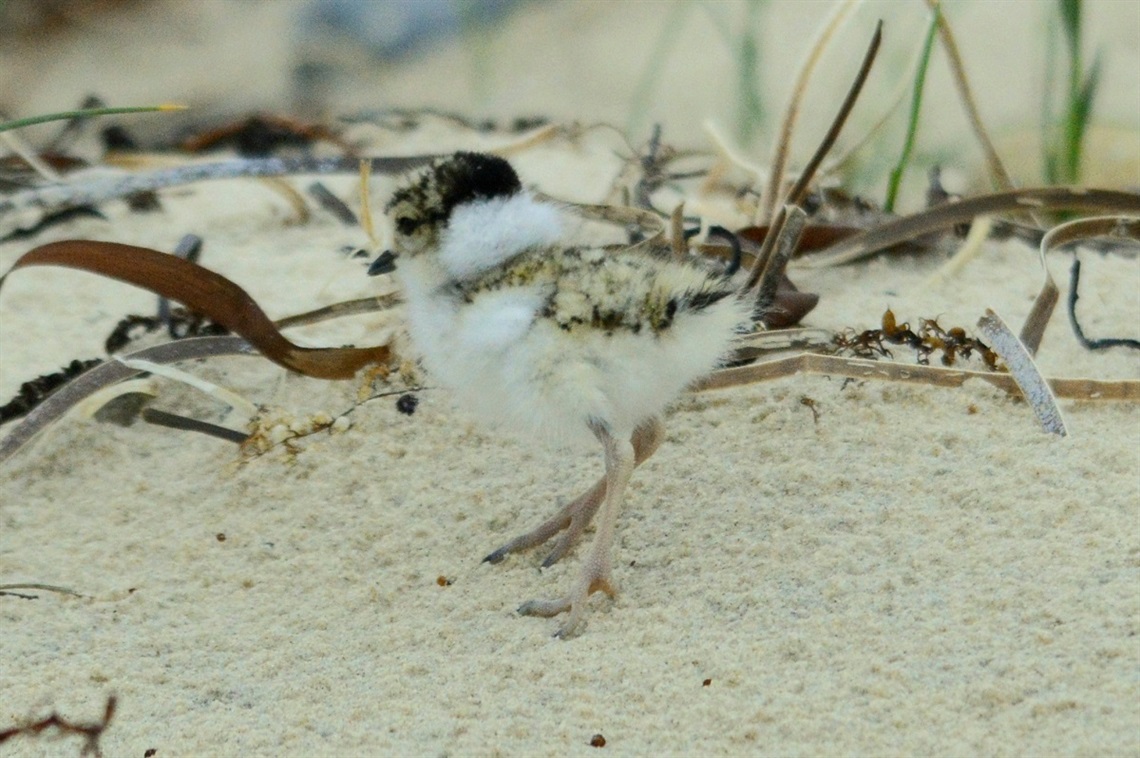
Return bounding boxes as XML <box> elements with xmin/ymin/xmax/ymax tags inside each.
<box><xmin>372</xmin><ymin>151</ymin><xmax>750</xmax><ymax>637</ymax></box>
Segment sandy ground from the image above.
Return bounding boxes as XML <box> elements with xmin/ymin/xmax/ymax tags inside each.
<box><xmin>1</xmin><ymin>1</ymin><xmax>1138</xmax><ymax>756</ymax></box>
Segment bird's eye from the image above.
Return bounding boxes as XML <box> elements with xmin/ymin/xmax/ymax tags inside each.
<box><xmin>395</xmin><ymin>217</ymin><xmax>417</xmax><ymax>235</ymax></box>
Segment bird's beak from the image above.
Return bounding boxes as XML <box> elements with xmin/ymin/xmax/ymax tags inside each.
<box><xmin>368</xmin><ymin>250</ymin><xmax>398</xmax><ymax>276</ymax></box>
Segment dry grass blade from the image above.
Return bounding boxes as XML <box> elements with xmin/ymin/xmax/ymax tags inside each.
<box><xmin>745</xmin><ymin>20</ymin><xmax>883</xmax><ymax>292</ymax></box>
<box><xmin>0</xmin><ymin>336</ymin><xmax>255</xmax><ymax>465</ymax></box>
<box><xmin>1042</xmin><ymin>215</ymin><xmax>1140</xmax><ymax>255</ymax></box>
<box><xmin>274</xmin><ymin>294</ymin><xmax>402</xmax><ymax>329</ymax></box>
<box><xmin>114</xmin><ymin>356</ymin><xmax>258</xmax><ymax>417</ymax></box>
<box><xmin>731</xmin><ymin>327</ymin><xmax>835</xmax><ymax>361</ymax></box>
<box><xmin>802</xmin><ymin>187</ymin><xmax>1140</xmax><ymax>267</ymax></box>
<box><xmin>758</xmin><ymin>0</ymin><xmax>861</xmax><ymax>225</ymax></box>
<box><xmin>752</xmin><ymin>205</ymin><xmax>807</xmax><ymax>312</ymax></box>
<box><xmin>533</xmin><ymin>192</ymin><xmax>666</xmax><ymax>244</ymax></box>
<box><xmin>670</xmin><ymin>203</ymin><xmax>686</xmax><ymax>259</ymax></box>
<box><xmin>0</xmin><ymin>240</ymin><xmax>390</xmax><ymax>379</ymax></box>
<box><xmin>358</xmin><ymin>157</ymin><xmax>378</xmax><ymax>246</ymax></box>
<box><xmin>1010</xmin><ymin>217</ymin><xmax>1137</xmax><ymax>355</ymax></box>
<box><xmin>140</xmin><ymin>407</ymin><xmax>249</xmax><ymax>444</ymax></box>
<box><xmin>0</xmin><ymin>154</ymin><xmax>437</xmax><ymax>239</ymax></box>
<box><xmin>0</xmin><ymin>289</ymin><xmax>401</xmax><ymax>464</ymax></box>
<box><xmin>307</xmin><ymin>181</ymin><xmax>358</xmax><ymax>225</ymax></box>
<box><xmin>1</xmin><ymin>128</ymin><xmax>62</xmax><ymax>182</ymax></box>
<box><xmin>923</xmin><ymin>215</ymin><xmax>993</xmax><ymax>287</ymax></box>
<box><xmin>696</xmin><ymin>351</ymin><xmax>1140</xmax><ymax>402</ymax></box>
<box><xmin>1020</xmin><ymin>230</ymin><xmax>1060</xmax><ymax>356</ymax></box>
<box><xmin>0</xmin><ymin>582</ymin><xmax>83</xmax><ymax>597</ymax></box>
<box><xmin>923</xmin><ymin>0</ymin><xmax>1015</xmax><ymax>192</ymax></box>
<box><xmin>977</xmin><ymin>309</ymin><xmax>1067</xmax><ymax>435</ymax></box>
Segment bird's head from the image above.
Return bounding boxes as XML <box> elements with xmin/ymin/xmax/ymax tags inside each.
<box><xmin>370</xmin><ymin>151</ymin><xmax>522</xmax><ymax>275</ymax></box>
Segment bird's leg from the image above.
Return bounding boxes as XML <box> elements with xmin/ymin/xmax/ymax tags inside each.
<box><xmin>483</xmin><ymin>416</ymin><xmax>664</xmax><ymax>566</ymax></box>
<box><xmin>517</xmin><ymin>419</ymin><xmax>637</xmax><ymax>637</ymax></box>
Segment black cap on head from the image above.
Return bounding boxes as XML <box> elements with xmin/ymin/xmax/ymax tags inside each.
<box><xmin>386</xmin><ymin>151</ymin><xmax>523</xmax><ymax>233</ymax></box>
<box><xmin>435</xmin><ymin>152</ymin><xmax>521</xmax><ymax>213</ymax></box>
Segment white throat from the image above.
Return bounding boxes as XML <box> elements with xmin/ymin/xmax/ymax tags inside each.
<box><xmin>438</xmin><ymin>192</ymin><xmax>565</xmax><ymax>280</ymax></box>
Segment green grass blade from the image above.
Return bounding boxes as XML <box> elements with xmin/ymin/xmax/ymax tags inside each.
<box><xmin>734</xmin><ymin>1</ymin><xmax>765</xmax><ymax>146</ymax></box>
<box><xmin>1058</xmin><ymin>0</ymin><xmax>1082</xmax><ymax>58</ymax></box>
<box><xmin>1064</xmin><ymin>52</ymin><xmax>1101</xmax><ymax>182</ymax></box>
<box><xmin>884</xmin><ymin>5</ymin><xmax>939</xmax><ymax>212</ymax></box>
<box><xmin>0</xmin><ymin>104</ymin><xmax>186</xmax><ymax>135</ymax></box>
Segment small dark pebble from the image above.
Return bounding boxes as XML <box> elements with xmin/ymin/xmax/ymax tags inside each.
<box><xmin>396</xmin><ymin>394</ymin><xmax>419</xmax><ymax>415</ymax></box>
<box><xmin>703</xmin><ymin>678</ymin><xmax>712</xmax><ymax>686</ymax></box>
<box><xmin>216</xmin><ymin>533</ymin><xmax>226</xmax><ymax>542</ymax></box>
<box><xmin>589</xmin><ymin>734</ymin><xmax>606</xmax><ymax>748</ymax></box>
<box><xmin>144</xmin><ymin>749</ymin><xmax>158</xmax><ymax>757</ymax></box>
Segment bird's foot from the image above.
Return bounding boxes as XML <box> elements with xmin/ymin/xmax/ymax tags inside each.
<box><xmin>517</xmin><ymin>564</ymin><xmax>616</xmax><ymax>638</ymax></box>
<box><xmin>483</xmin><ymin>481</ymin><xmax>604</xmax><ymax>567</ymax></box>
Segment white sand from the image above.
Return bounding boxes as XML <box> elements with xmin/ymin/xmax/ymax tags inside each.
<box><xmin>1</xmin><ymin>2</ymin><xmax>1138</xmax><ymax>755</ymax></box>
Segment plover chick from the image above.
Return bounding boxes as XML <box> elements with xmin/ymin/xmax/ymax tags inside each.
<box><xmin>374</xmin><ymin>152</ymin><xmax>749</xmax><ymax>637</ymax></box>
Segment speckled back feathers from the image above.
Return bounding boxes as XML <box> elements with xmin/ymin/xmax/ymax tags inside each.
<box><xmin>453</xmin><ymin>244</ymin><xmax>736</xmax><ymax>336</ymax></box>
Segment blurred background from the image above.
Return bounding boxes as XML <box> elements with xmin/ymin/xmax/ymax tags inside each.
<box><xmin>1</xmin><ymin>0</ymin><xmax>1137</xmax><ymax>197</ymax></box>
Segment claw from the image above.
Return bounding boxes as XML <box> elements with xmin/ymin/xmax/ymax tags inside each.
<box><xmin>482</xmin><ymin>548</ymin><xmax>509</xmax><ymax>564</ymax></box>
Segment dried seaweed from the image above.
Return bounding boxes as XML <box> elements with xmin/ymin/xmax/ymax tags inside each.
<box><xmin>0</xmin><ymin>240</ymin><xmax>390</xmax><ymax>379</ymax></box>
<box><xmin>833</xmin><ymin>309</ymin><xmax>999</xmax><ymax>369</ymax></box>
<box><xmin>180</xmin><ymin>114</ymin><xmax>347</xmax><ymax>156</ymax></box>
<box><xmin>104</xmin><ymin>310</ymin><xmax>227</xmax><ymax>354</ymax></box>
<box><xmin>0</xmin><ymin>358</ymin><xmax>103</xmax><ymax>423</ymax></box>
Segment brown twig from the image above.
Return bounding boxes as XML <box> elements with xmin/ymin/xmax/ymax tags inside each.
<box><xmin>0</xmin><ymin>695</ymin><xmax>116</xmax><ymax>757</ymax></box>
